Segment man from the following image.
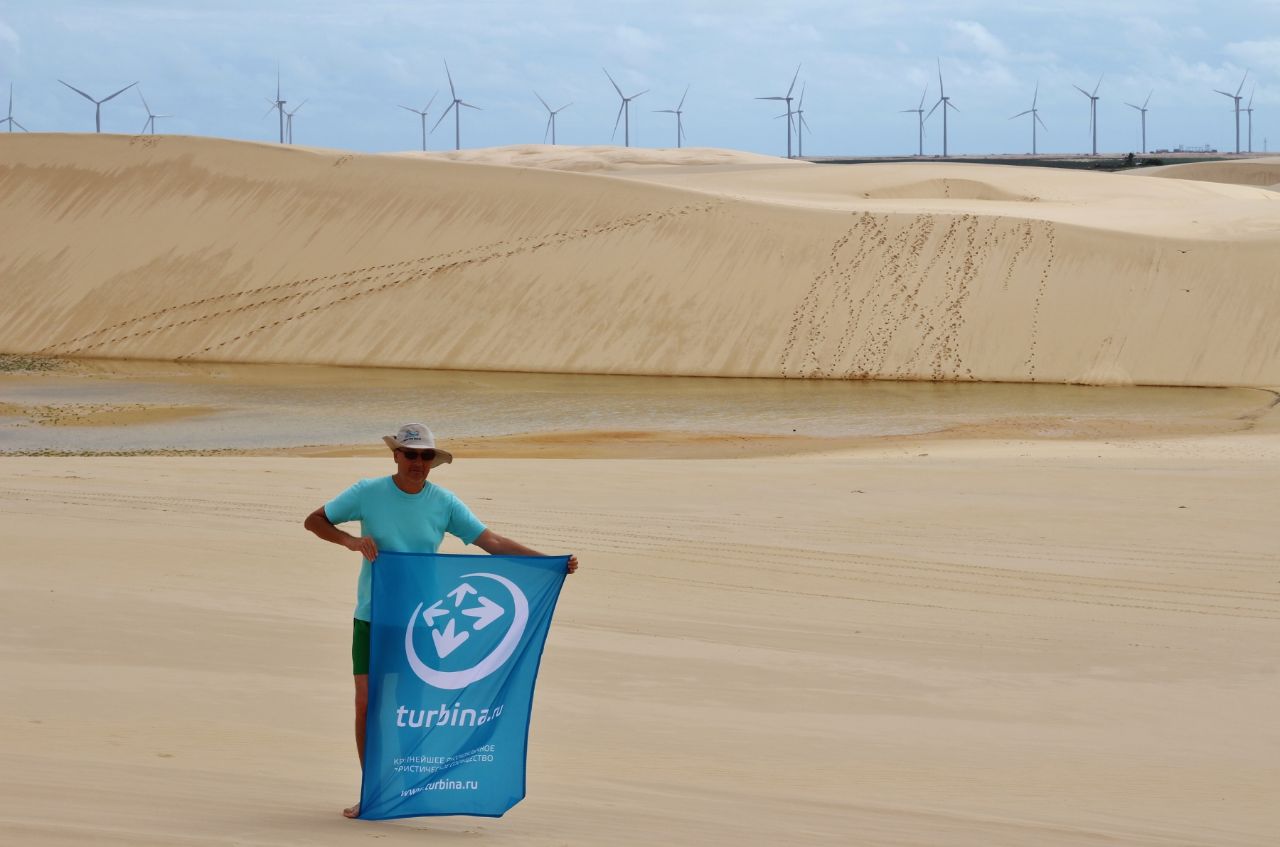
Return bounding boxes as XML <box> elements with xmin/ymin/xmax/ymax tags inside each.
<box><xmin>304</xmin><ymin>422</ymin><xmax>578</xmax><ymax>818</ymax></box>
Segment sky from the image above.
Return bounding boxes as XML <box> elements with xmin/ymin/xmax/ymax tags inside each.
<box><xmin>1</xmin><ymin>1</ymin><xmax>1277</xmax><ymax>157</ymax></box>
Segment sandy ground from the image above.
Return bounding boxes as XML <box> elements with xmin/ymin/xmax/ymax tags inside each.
<box><xmin>2</xmin><ymin>425</ymin><xmax>1278</xmax><ymax>846</ymax></box>
<box><xmin>3</xmin><ymin>136</ymin><xmax>1280</xmax><ymax>386</ymax></box>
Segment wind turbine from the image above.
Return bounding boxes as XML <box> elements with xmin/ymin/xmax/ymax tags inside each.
<box><xmin>653</xmin><ymin>85</ymin><xmax>689</xmax><ymax>148</ymax></box>
<box><xmin>1125</xmin><ymin>91</ymin><xmax>1152</xmax><ymax>154</ymax></box>
<box><xmin>1214</xmin><ymin>70</ymin><xmax>1248</xmax><ymax>154</ymax></box>
<box><xmin>284</xmin><ymin>99</ymin><xmax>306</xmax><ymax>144</ymax></box>
<box><xmin>2</xmin><ymin>83</ymin><xmax>28</xmax><ymax>132</ymax></box>
<box><xmin>58</xmin><ymin>79</ymin><xmax>137</xmax><ymax>133</ymax></box>
<box><xmin>535</xmin><ymin>91</ymin><xmax>571</xmax><ymax>145</ymax></box>
<box><xmin>1010</xmin><ymin>81</ymin><xmax>1047</xmax><ymax>155</ymax></box>
<box><xmin>925</xmin><ymin>60</ymin><xmax>959</xmax><ymax>157</ymax></box>
<box><xmin>1072</xmin><ymin>75</ymin><xmax>1103</xmax><ymax>156</ymax></box>
<box><xmin>756</xmin><ymin>64</ymin><xmax>800</xmax><ymax>158</ymax></box>
<box><xmin>902</xmin><ymin>85</ymin><xmax>927</xmax><ymax>157</ymax></box>
<box><xmin>433</xmin><ymin>60</ymin><xmax>480</xmax><ymax>151</ymax></box>
<box><xmin>604</xmin><ymin>68</ymin><xmax>647</xmax><ymax>147</ymax></box>
<box><xmin>793</xmin><ymin>84</ymin><xmax>811</xmax><ymax>158</ymax></box>
<box><xmin>137</xmin><ymin>88</ymin><xmax>170</xmax><ymax>135</ymax></box>
<box><xmin>398</xmin><ymin>94</ymin><xmax>438</xmax><ymax>152</ymax></box>
<box><xmin>1245</xmin><ymin>87</ymin><xmax>1255</xmax><ymax>153</ymax></box>
<box><xmin>265</xmin><ymin>70</ymin><xmax>286</xmax><ymax>143</ymax></box>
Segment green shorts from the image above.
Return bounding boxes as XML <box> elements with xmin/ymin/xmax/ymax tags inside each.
<box><xmin>352</xmin><ymin>618</ymin><xmax>371</xmax><ymax>676</ymax></box>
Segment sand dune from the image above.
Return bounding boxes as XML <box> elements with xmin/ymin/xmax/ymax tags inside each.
<box><xmin>2</xmin><ymin>135</ymin><xmax>1279</xmax><ymax>386</ymax></box>
<box><xmin>1138</xmin><ymin>156</ymin><xmax>1280</xmax><ymax>189</ymax></box>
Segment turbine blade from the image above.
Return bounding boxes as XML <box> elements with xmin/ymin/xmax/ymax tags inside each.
<box><xmin>101</xmin><ymin>82</ymin><xmax>138</xmax><ymax>103</ymax></box>
<box><xmin>1093</xmin><ymin>75</ymin><xmax>1103</xmax><ymax>96</ymax></box>
<box><xmin>948</xmin><ymin>101</ymin><xmax>960</xmax><ymax>112</ymax></box>
<box><xmin>1214</xmin><ymin>89</ymin><xmax>1234</xmax><ymax>98</ymax></box>
<box><xmin>461</xmin><ymin>102</ymin><xmax>481</xmax><ymax>110</ymax></box>
<box><xmin>918</xmin><ymin>85</ymin><xmax>927</xmax><ymax>110</ymax></box>
<box><xmin>1144</xmin><ymin>90</ymin><xmax>1152</xmax><ymax>109</ymax></box>
<box><xmin>425</xmin><ymin>91</ymin><xmax>438</xmax><ymax>112</ymax></box>
<box><xmin>925</xmin><ymin>99</ymin><xmax>941</xmax><ymax>120</ymax></box>
<box><xmin>936</xmin><ymin>58</ymin><xmax>944</xmax><ymax>96</ymax></box>
<box><xmin>756</xmin><ymin>96</ymin><xmax>786</xmax><ymax>101</ymax></box>
<box><xmin>677</xmin><ymin>84</ymin><xmax>689</xmax><ymax>110</ymax></box>
<box><xmin>399</xmin><ymin>104</ymin><xmax>418</xmax><ymax>113</ymax></box>
<box><xmin>1032</xmin><ymin>81</ymin><xmax>1039</xmax><ymax>107</ymax></box>
<box><xmin>632</xmin><ymin>89</ymin><xmax>648</xmax><ymax>99</ymax></box>
<box><xmin>654</xmin><ymin>109</ymin><xmax>676</xmax><ymax>113</ymax></box>
<box><xmin>14</xmin><ymin>119</ymin><xmax>28</xmax><ymax>132</ymax></box>
<box><xmin>431</xmin><ymin>101</ymin><xmax>456</xmax><ymax>131</ymax></box>
<box><xmin>611</xmin><ymin>101</ymin><xmax>624</xmax><ymax>139</ymax></box>
<box><xmin>603</xmin><ymin>68</ymin><xmax>624</xmax><ymax>98</ymax></box>
<box><xmin>557</xmin><ymin>102</ymin><xmax>572</xmax><ymax>112</ymax></box>
<box><xmin>535</xmin><ymin>90</ymin><xmax>551</xmax><ymax>111</ymax></box>
<box><xmin>59</xmin><ymin>80</ymin><xmax>96</xmax><ymax>102</ymax></box>
<box><xmin>1036</xmin><ymin>114</ymin><xmax>1048</xmax><ymax>130</ymax></box>
<box><xmin>787</xmin><ymin>64</ymin><xmax>801</xmax><ymax>98</ymax></box>
<box><xmin>444</xmin><ymin>60</ymin><xmax>457</xmax><ymax>100</ymax></box>
<box><xmin>1237</xmin><ymin>70</ymin><xmax>1248</xmax><ymax>97</ymax></box>
<box><xmin>1126</xmin><ymin>103</ymin><xmax>1140</xmax><ymax>111</ymax></box>
<box><xmin>543</xmin><ymin>115</ymin><xmax>552</xmax><ymax>143</ymax></box>
<box><xmin>1073</xmin><ymin>84</ymin><xmax>1091</xmax><ymax>97</ymax></box>
<box><xmin>1011</xmin><ymin>109</ymin><xmax>1032</xmax><ymax>119</ymax></box>
<box><xmin>798</xmin><ymin>82</ymin><xmax>806</xmax><ymax>108</ymax></box>
<box><xmin>137</xmin><ymin>89</ymin><xmax>151</xmax><ymax>113</ymax></box>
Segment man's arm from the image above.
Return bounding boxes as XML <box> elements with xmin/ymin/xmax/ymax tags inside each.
<box><xmin>472</xmin><ymin>528</ymin><xmax>578</xmax><ymax>574</ymax></box>
<box><xmin>304</xmin><ymin>506</ymin><xmax>379</xmax><ymax>561</ymax></box>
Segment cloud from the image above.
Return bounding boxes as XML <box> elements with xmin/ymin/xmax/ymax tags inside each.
<box><xmin>0</xmin><ymin>18</ymin><xmax>19</xmax><ymax>56</ymax></box>
<box><xmin>1225</xmin><ymin>39</ymin><xmax>1280</xmax><ymax>73</ymax></box>
<box><xmin>950</xmin><ymin>21</ymin><xmax>1008</xmax><ymax>60</ymax></box>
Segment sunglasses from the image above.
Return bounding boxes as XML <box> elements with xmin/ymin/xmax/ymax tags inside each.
<box><xmin>397</xmin><ymin>448</ymin><xmax>436</xmax><ymax>462</ymax></box>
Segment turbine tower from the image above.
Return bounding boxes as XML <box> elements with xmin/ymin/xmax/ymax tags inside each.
<box><xmin>399</xmin><ymin>93</ymin><xmax>437</xmax><ymax>151</ymax></box>
<box><xmin>755</xmin><ymin>64</ymin><xmax>800</xmax><ymax>158</ymax></box>
<box><xmin>902</xmin><ymin>85</ymin><xmax>927</xmax><ymax>157</ymax></box>
<box><xmin>925</xmin><ymin>60</ymin><xmax>959</xmax><ymax>157</ymax></box>
<box><xmin>58</xmin><ymin>79</ymin><xmax>137</xmax><ymax>132</ymax></box>
<box><xmin>653</xmin><ymin>85</ymin><xmax>689</xmax><ymax>148</ymax></box>
<box><xmin>1125</xmin><ymin>91</ymin><xmax>1152</xmax><ymax>154</ymax></box>
<box><xmin>2</xmin><ymin>83</ymin><xmax>28</xmax><ymax>132</ymax></box>
<box><xmin>1214</xmin><ymin>70</ymin><xmax>1248</xmax><ymax>154</ymax></box>
<box><xmin>604</xmin><ymin>68</ymin><xmax>647</xmax><ymax>147</ymax></box>
<box><xmin>433</xmin><ymin>60</ymin><xmax>480</xmax><ymax>151</ymax></box>
<box><xmin>137</xmin><ymin>88</ymin><xmax>171</xmax><ymax>135</ymax></box>
<box><xmin>265</xmin><ymin>70</ymin><xmax>286</xmax><ymax>143</ymax></box>
<box><xmin>284</xmin><ymin>99</ymin><xmax>306</xmax><ymax>144</ymax></box>
<box><xmin>535</xmin><ymin>91</ymin><xmax>571</xmax><ymax>145</ymax></box>
<box><xmin>1010</xmin><ymin>81</ymin><xmax>1047</xmax><ymax>155</ymax></box>
<box><xmin>1072</xmin><ymin>75</ymin><xmax>1103</xmax><ymax>156</ymax></box>
<box><xmin>1245</xmin><ymin>87</ymin><xmax>1255</xmax><ymax>153</ymax></box>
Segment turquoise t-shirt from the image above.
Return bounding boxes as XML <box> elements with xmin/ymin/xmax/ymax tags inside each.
<box><xmin>324</xmin><ymin>476</ymin><xmax>487</xmax><ymax>621</ymax></box>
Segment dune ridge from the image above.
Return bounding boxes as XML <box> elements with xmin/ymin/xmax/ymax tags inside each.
<box><xmin>2</xmin><ymin>135</ymin><xmax>1279</xmax><ymax>386</ymax></box>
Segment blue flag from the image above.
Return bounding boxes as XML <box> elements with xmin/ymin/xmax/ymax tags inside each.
<box><xmin>359</xmin><ymin>551</ymin><xmax>568</xmax><ymax>820</ymax></box>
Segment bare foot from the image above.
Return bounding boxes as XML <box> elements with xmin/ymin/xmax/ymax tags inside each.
<box><xmin>343</xmin><ymin>802</ymin><xmax>360</xmax><ymax>819</ymax></box>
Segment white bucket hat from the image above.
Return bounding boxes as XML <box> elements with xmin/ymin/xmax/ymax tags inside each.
<box><xmin>382</xmin><ymin>423</ymin><xmax>453</xmax><ymax>468</ymax></box>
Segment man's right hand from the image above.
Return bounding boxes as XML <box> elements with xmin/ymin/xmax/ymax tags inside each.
<box><xmin>345</xmin><ymin>534</ymin><xmax>379</xmax><ymax>561</ymax></box>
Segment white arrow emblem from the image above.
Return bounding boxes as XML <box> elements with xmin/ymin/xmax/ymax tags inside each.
<box><xmin>447</xmin><ymin>583</ymin><xmax>477</xmax><ymax>607</ymax></box>
<box><xmin>460</xmin><ymin>595</ymin><xmax>505</xmax><ymax>630</ymax></box>
<box><xmin>432</xmin><ymin>619</ymin><xmax>469</xmax><ymax>658</ymax></box>
<box><xmin>421</xmin><ymin>600</ymin><xmax>448</xmax><ymax>627</ymax></box>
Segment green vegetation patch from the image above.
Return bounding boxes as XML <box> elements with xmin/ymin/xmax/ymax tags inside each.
<box><xmin>0</xmin><ymin>354</ymin><xmax>68</xmax><ymax>373</ymax></box>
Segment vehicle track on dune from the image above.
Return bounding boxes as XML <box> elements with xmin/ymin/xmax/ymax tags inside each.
<box><xmin>38</xmin><ymin>200</ymin><xmax>720</xmax><ymax>359</ymax></box>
